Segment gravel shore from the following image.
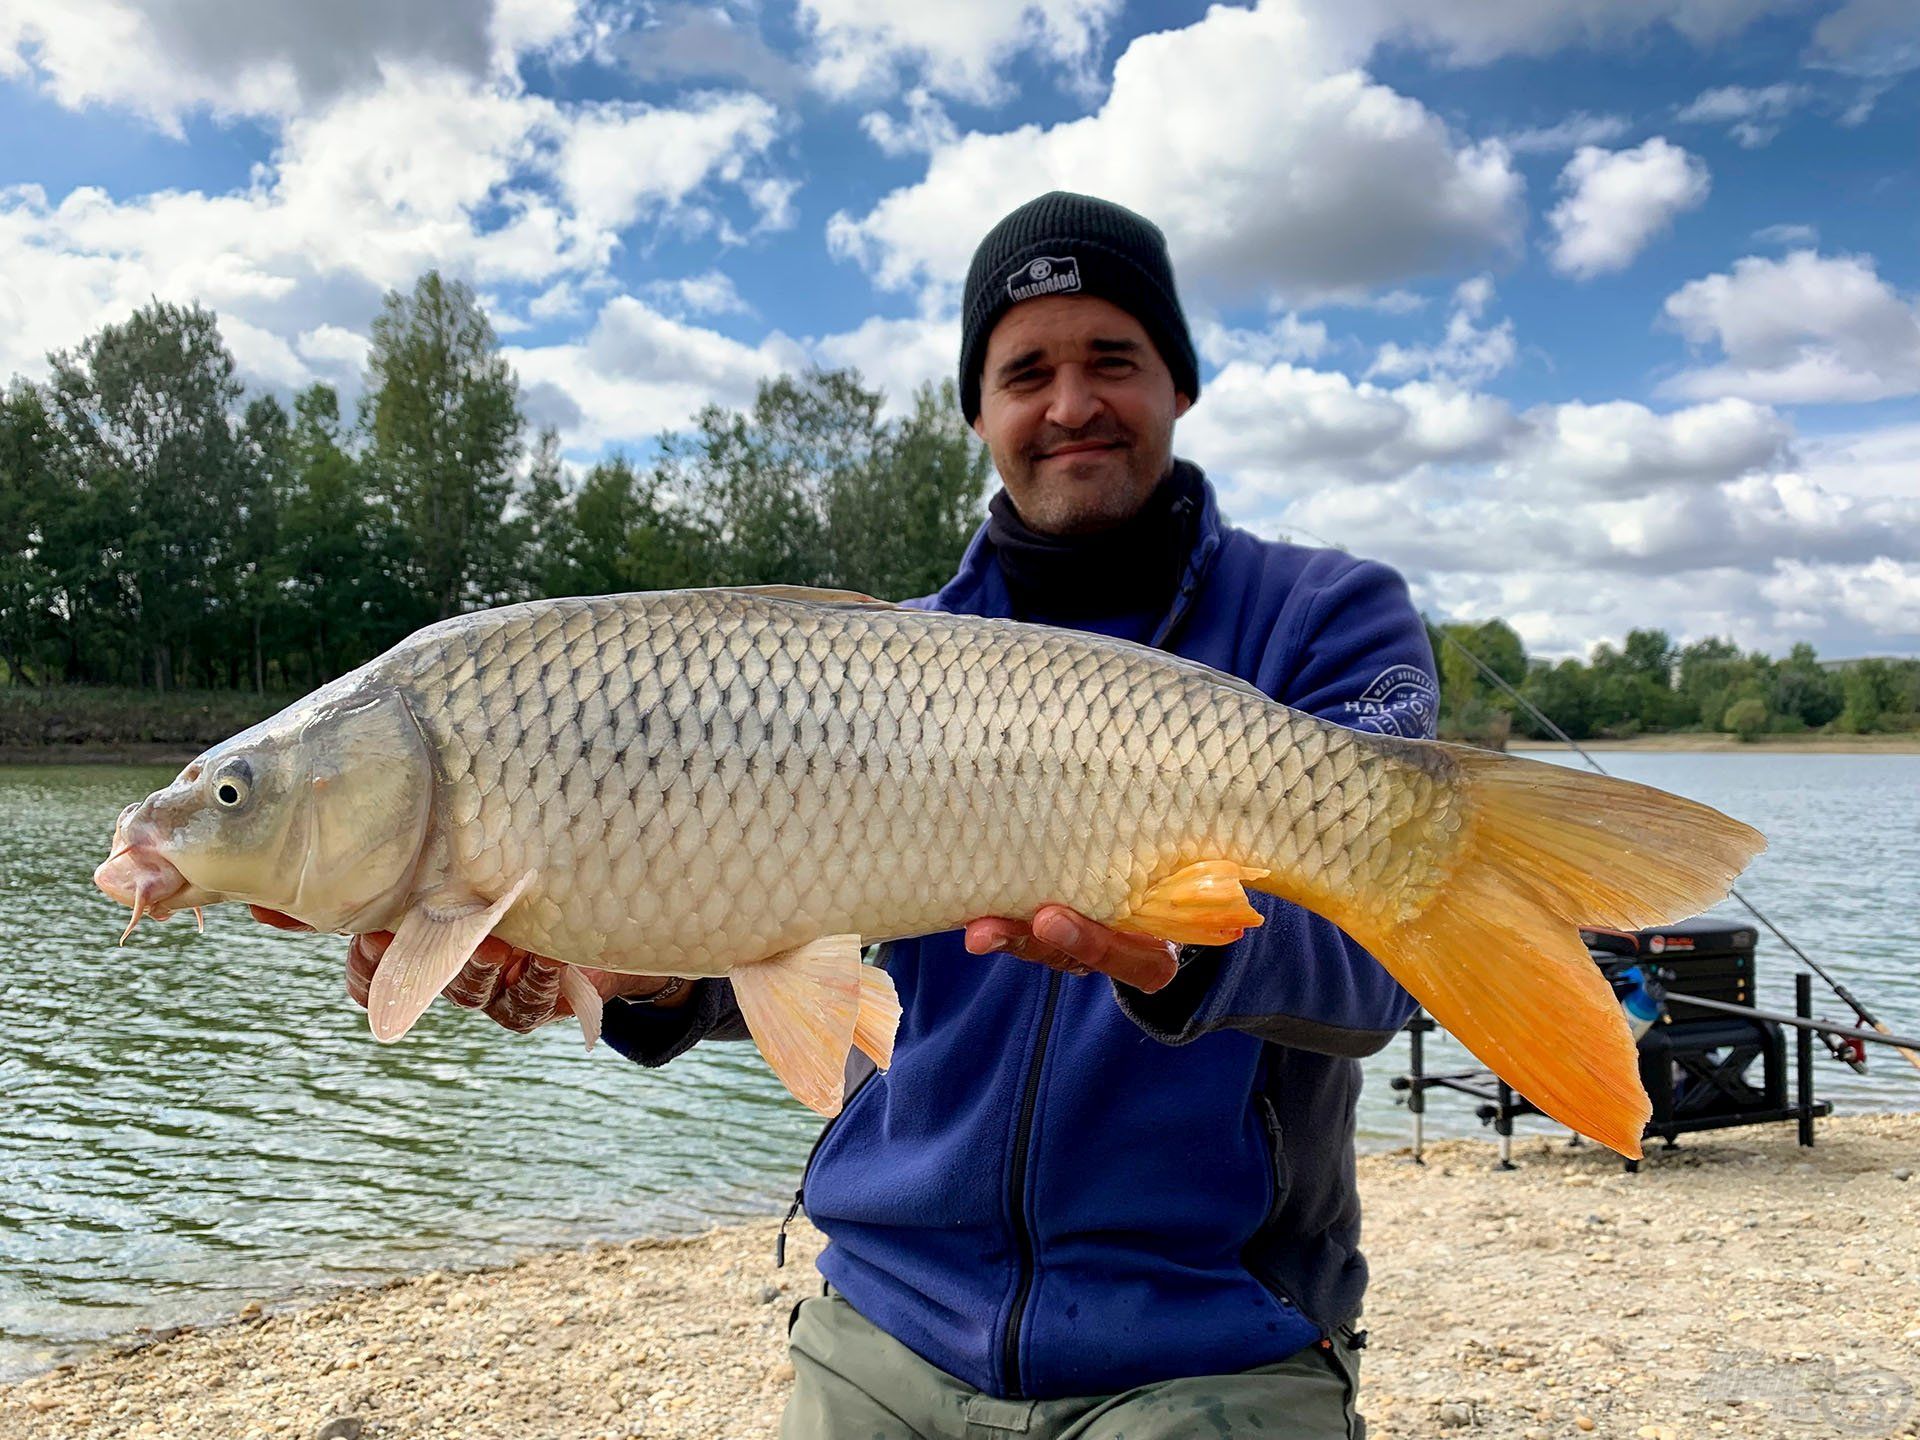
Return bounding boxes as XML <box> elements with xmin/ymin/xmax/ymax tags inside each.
<box><xmin>5</xmin><ymin>1113</ymin><xmax>1916</xmax><ymax>1440</ymax></box>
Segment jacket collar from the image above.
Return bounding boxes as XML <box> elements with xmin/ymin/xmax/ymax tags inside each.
<box><xmin>932</xmin><ymin>460</ymin><xmax>1228</xmax><ymax>648</ymax></box>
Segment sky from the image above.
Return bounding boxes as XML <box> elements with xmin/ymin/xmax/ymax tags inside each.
<box><xmin>3</xmin><ymin>0</ymin><xmax>1919</xmax><ymax>661</ymax></box>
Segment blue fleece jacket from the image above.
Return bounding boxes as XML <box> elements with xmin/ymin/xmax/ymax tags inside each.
<box><xmin>603</xmin><ymin>466</ymin><xmax>1434</xmax><ymax>1399</ymax></box>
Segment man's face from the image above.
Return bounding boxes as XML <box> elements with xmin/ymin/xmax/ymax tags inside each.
<box><xmin>972</xmin><ymin>294</ymin><xmax>1191</xmax><ymax>536</ymax></box>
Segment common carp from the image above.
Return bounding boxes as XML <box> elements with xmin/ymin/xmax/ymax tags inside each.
<box><xmin>95</xmin><ymin>586</ymin><xmax>1763</xmax><ymax>1155</ymax></box>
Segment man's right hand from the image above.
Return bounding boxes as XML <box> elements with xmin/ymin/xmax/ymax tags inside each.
<box><xmin>249</xmin><ymin>907</ymin><xmax>690</xmax><ymax>1034</ymax></box>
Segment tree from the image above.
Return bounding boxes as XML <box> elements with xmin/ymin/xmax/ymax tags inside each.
<box><xmin>1724</xmin><ymin>696</ymin><xmax>1768</xmax><ymax>741</ymax></box>
<box><xmin>1518</xmin><ymin>658</ymin><xmax>1599</xmax><ymax>740</ymax></box>
<box><xmin>364</xmin><ymin>271</ymin><xmax>524</xmax><ymax>622</ymax></box>
<box><xmin>1769</xmin><ymin>643</ymin><xmax>1842</xmax><ymax>730</ymax></box>
<box><xmin>1839</xmin><ymin>659</ymin><xmax>1898</xmax><ymax>733</ymax></box>
<box><xmin>44</xmin><ymin>301</ymin><xmax>247</xmax><ymax>689</ymax></box>
<box><xmin>0</xmin><ymin>383</ymin><xmax>58</xmax><ymax>683</ymax></box>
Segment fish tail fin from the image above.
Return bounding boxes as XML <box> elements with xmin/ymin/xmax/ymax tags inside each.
<box><xmin>1333</xmin><ymin>751</ymin><xmax>1765</xmax><ymax>1159</ymax></box>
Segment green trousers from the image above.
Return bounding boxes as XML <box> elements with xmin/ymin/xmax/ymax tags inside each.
<box><xmin>782</xmin><ymin>1290</ymin><xmax>1366</xmax><ymax>1440</ymax></box>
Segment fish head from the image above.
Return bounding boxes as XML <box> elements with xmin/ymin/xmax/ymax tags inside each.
<box><xmin>95</xmin><ymin>688</ymin><xmax>435</xmax><ymax>937</ymax></box>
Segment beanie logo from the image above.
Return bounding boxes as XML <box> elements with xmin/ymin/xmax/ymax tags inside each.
<box><xmin>1007</xmin><ymin>255</ymin><xmax>1082</xmax><ymax>302</ymax></box>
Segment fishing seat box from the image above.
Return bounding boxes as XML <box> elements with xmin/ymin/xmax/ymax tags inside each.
<box><xmin>1580</xmin><ymin>917</ymin><xmax>1756</xmax><ymax>1023</ymax></box>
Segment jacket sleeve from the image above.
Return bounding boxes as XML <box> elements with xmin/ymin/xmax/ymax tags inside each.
<box><xmin>601</xmin><ymin>980</ymin><xmax>750</xmax><ymax>1068</ymax></box>
<box><xmin>1113</xmin><ymin>556</ymin><xmax>1435</xmax><ymax>1058</ymax></box>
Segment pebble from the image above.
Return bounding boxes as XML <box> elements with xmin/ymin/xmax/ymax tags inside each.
<box><xmin>757</xmin><ymin>1285</ymin><xmax>780</xmax><ymax>1304</ymax></box>
<box><xmin>1894</xmin><ymin>1168</ymin><xmax>1912</xmax><ymax>1181</ymax></box>
<box><xmin>1576</xmin><ymin>1417</ymin><xmax>1596</xmax><ymax>1432</ymax></box>
<box><xmin>1437</xmin><ymin>1401</ymin><xmax>1474</xmax><ymax>1426</ymax></box>
<box><xmin>314</xmin><ymin>1419</ymin><xmax>363</xmax><ymax>1440</ymax></box>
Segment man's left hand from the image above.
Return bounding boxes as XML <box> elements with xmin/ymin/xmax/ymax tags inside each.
<box><xmin>964</xmin><ymin>905</ymin><xmax>1180</xmax><ymax>993</ymax></box>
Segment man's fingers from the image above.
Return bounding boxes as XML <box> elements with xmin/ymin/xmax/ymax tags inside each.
<box><xmin>487</xmin><ymin>956</ymin><xmax>564</xmax><ymax>1033</ymax></box>
<box><xmin>1031</xmin><ymin>906</ymin><xmax>1180</xmax><ymax>993</ymax></box>
<box><xmin>345</xmin><ymin>931</ymin><xmax>391</xmax><ymax>1009</ymax></box>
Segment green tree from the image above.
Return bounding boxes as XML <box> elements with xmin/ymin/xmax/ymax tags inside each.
<box><xmin>1769</xmin><ymin>643</ymin><xmax>1842</xmax><ymax>730</ymax></box>
<box><xmin>1724</xmin><ymin>696</ymin><xmax>1768</xmax><ymax>741</ymax></box>
<box><xmin>1839</xmin><ymin>659</ymin><xmax>1899</xmax><ymax>733</ymax></box>
<box><xmin>364</xmin><ymin>271</ymin><xmax>524</xmax><ymax>621</ymax></box>
<box><xmin>1518</xmin><ymin>658</ymin><xmax>1599</xmax><ymax>740</ymax></box>
<box><xmin>44</xmin><ymin>301</ymin><xmax>246</xmax><ymax>689</ymax></box>
<box><xmin>0</xmin><ymin>383</ymin><xmax>61</xmax><ymax>683</ymax></box>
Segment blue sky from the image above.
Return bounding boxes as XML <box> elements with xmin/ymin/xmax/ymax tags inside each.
<box><xmin>4</xmin><ymin>0</ymin><xmax>1919</xmax><ymax>660</ymax></box>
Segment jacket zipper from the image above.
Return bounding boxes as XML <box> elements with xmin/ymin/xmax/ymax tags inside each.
<box><xmin>1000</xmin><ymin>967</ymin><xmax>1063</xmax><ymax>1398</ymax></box>
<box><xmin>776</xmin><ymin>1064</ymin><xmax>879</xmax><ymax>1268</ymax></box>
<box><xmin>1250</xmin><ymin>1089</ymin><xmax>1329</xmax><ymax>1343</ymax></box>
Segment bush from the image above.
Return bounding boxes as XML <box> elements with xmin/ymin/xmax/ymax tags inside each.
<box><xmin>1724</xmin><ymin>697</ymin><xmax>1769</xmax><ymax>741</ymax></box>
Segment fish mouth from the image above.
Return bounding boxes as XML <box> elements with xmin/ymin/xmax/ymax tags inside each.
<box><xmin>95</xmin><ymin>815</ymin><xmax>203</xmax><ymax>942</ymax></box>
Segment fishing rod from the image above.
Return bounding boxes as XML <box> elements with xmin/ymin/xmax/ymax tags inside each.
<box><xmin>1427</xmin><ymin>620</ymin><xmax>1920</xmax><ymax>1079</ymax></box>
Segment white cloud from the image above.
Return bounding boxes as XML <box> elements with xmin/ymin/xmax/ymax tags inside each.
<box><xmin>1809</xmin><ymin>0</ymin><xmax>1920</xmax><ymax>79</ymax></box>
<box><xmin>1500</xmin><ymin>111</ymin><xmax>1632</xmax><ymax>154</ymax></box>
<box><xmin>1764</xmin><ymin>559</ymin><xmax>1920</xmax><ymax>640</ymax></box>
<box><xmin>859</xmin><ymin>88</ymin><xmax>959</xmax><ymax>157</ymax></box>
<box><xmin>0</xmin><ymin>0</ymin><xmax>577</xmax><ymax>133</ymax></box>
<box><xmin>1753</xmin><ymin>222</ymin><xmax>1818</xmax><ymax>246</ymax></box>
<box><xmin>1676</xmin><ymin>81</ymin><xmax>1809</xmax><ymax>146</ymax></box>
<box><xmin>1195</xmin><ymin>314</ymin><xmax>1331</xmax><ymax>368</ymax></box>
<box><xmin>0</xmin><ymin>67</ymin><xmax>793</xmax><ymax>388</ymax></box>
<box><xmin>1547</xmin><ymin>138</ymin><xmax>1710</xmax><ymax>279</ymax></box>
<box><xmin>1660</xmin><ymin>249</ymin><xmax>1920</xmax><ymax>403</ymax></box>
<box><xmin>1369</xmin><ymin>274</ymin><xmax>1515</xmax><ymax>385</ymax></box>
<box><xmin>798</xmin><ymin>0</ymin><xmax>1121</xmax><ymax>102</ymax></box>
<box><xmin>646</xmin><ymin>269</ymin><xmax>754</xmax><ymax>317</ymax></box>
<box><xmin>829</xmin><ymin>3</ymin><xmax>1524</xmax><ymax>311</ymax></box>
<box><xmin>507</xmin><ymin>293</ymin><xmax>805</xmax><ymax>449</ymax></box>
<box><xmin>809</xmin><ymin>313</ymin><xmax>960</xmax><ymax>413</ymax></box>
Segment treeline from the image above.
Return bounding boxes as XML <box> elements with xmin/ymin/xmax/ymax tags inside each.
<box><xmin>1433</xmin><ymin>620</ymin><xmax>1920</xmax><ymax>742</ymax></box>
<box><xmin>0</xmin><ymin>273</ymin><xmax>991</xmax><ymax>693</ymax></box>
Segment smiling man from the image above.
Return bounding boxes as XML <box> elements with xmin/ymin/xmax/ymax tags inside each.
<box><xmin>318</xmin><ymin>192</ymin><xmax>1440</xmax><ymax>1438</ymax></box>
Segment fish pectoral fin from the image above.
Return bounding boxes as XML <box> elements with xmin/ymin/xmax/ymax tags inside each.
<box><xmin>1111</xmin><ymin>860</ymin><xmax>1269</xmax><ymax>947</ymax></box>
<box><xmin>557</xmin><ymin>966</ymin><xmax>604</xmax><ymax>1052</ymax></box>
<box><xmin>367</xmin><ymin>871</ymin><xmax>536</xmax><ymax>1044</ymax></box>
<box><xmin>731</xmin><ymin>935</ymin><xmax>866</xmax><ymax>1117</ymax></box>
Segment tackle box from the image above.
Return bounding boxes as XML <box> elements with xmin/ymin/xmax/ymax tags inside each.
<box><xmin>1580</xmin><ymin>917</ymin><xmax>1756</xmax><ymax>1023</ymax></box>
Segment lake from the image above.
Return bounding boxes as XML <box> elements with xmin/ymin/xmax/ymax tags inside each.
<box><xmin>3</xmin><ymin>753</ymin><xmax>1916</xmax><ymax>1379</ymax></box>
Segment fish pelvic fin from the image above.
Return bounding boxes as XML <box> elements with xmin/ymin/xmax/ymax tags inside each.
<box><xmin>852</xmin><ymin>964</ymin><xmax>901</xmax><ymax>1071</ymax></box>
<box><xmin>732</xmin><ymin>935</ymin><xmax>867</xmax><ymax>1116</ymax></box>
<box><xmin>367</xmin><ymin>871</ymin><xmax>535</xmax><ymax>1043</ymax></box>
<box><xmin>1113</xmin><ymin>859</ymin><xmax>1269</xmax><ymax>947</ymax></box>
<box><xmin>1331</xmin><ymin>750</ymin><xmax>1764</xmax><ymax>1161</ymax></box>
<box><xmin>557</xmin><ymin>966</ymin><xmax>604</xmax><ymax>1052</ymax></box>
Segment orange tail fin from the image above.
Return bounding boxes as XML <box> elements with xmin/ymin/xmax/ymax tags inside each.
<box><xmin>1332</xmin><ymin>750</ymin><xmax>1765</xmax><ymax>1159</ymax></box>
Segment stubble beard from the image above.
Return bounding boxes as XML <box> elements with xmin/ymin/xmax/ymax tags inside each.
<box><xmin>1005</xmin><ymin>432</ymin><xmax>1172</xmax><ymax>538</ymax></box>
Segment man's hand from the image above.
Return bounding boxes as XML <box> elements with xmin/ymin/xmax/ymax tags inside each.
<box><xmin>964</xmin><ymin>905</ymin><xmax>1180</xmax><ymax>993</ymax></box>
<box><xmin>248</xmin><ymin>906</ymin><xmax>686</xmax><ymax>1034</ymax></box>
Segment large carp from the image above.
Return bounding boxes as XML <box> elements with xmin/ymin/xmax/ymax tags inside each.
<box><xmin>95</xmin><ymin>586</ymin><xmax>1762</xmax><ymax>1155</ymax></box>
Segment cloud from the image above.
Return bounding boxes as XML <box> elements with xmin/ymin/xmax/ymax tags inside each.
<box><xmin>0</xmin><ymin>0</ymin><xmax>577</xmax><ymax>132</ymax></box>
<box><xmin>1369</xmin><ymin>275</ymin><xmax>1515</xmax><ymax>386</ymax></box>
<box><xmin>608</xmin><ymin>4</ymin><xmax>802</xmax><ymax>100</ymax></box>
<box><xmin>798</xmin><ymin>0</ymin><xmax>1121</xmax><ymax>102</ymax></box>
<box><xmin>0</xmin><ymin>67</ymin><xmax>793</xmax><ymax>388</ymax></box>
<box><xmin>859</xmin><ymin>88</ymin><xmax>959</xmax><ymax>157</ymax></box>
<box><xmin>1808</xmin><ymin>0</ymin><xmax>1920</xmax><ymax>78</ymax></box>
<box><xmin>1753</xmin><ymin>222</ymin><xmax>1818</xmax><ymax>246</ymax></box>
<box><xmin>1500</xmin><ymin>111</ymin><xmax>1632</xmax><ymax>155</ymax></box>
<box><xmin>809</xmin><ymin>313</ymin><xmax>961</xmax><ymax>413</ymax></box>
<box><xmin>1195</xmin><ymin>314</ymin><xmax>1331</xmax><ymax>368</ymax></box>
<box><xmin>646</xmin><ymin>269</ymin><xmax>753</xmax><ymax>317</ymax></box>
<box><xmin>1547</xmin><ymin>138</ymin><xmax>1710</xmax><ymax>279</ymax></box>
<box><xmin>1676</xmin><ymin>81</ymin><xmax>1809</xmax><ymax>146</ymax></box>
<box><xmin>1659</xmin><ymin>249</ymin><xmax>1920</xmax><ymax>403</ymax></box>
<box><xmin>828</xmin><ymin>4</ymin><xmax>1524</xmax><ymax>311</ymax></box>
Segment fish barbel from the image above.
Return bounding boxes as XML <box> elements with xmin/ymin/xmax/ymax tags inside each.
<box><xmin>95</xmin><ymin>586</ymin><xmax>1763</xmax><ymax>1155</ymax></box>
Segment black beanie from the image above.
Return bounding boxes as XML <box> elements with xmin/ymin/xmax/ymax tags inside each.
<box><xmin>958</xmin><ymin>191</ymin><xmax>1199</xmax><ymax>423</ymax></box>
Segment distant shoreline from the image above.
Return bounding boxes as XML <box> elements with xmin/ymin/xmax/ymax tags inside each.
<box><xmin>0</xmin><ymin>743</ymin><xmax>201</xmax><ymax>765</ymax></box>
<box><xmin>1509</xmin><ymin>732</ymin><xmax>1920</xmax><ymax>754</ymax></box>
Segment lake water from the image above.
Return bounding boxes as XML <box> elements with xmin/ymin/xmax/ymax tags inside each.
<box><xmin>3</xmin><ymin>753</ymin><xmax>1916</xmax><ymax>1379</ymax></box>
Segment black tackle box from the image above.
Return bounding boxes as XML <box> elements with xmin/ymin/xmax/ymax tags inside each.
<box><xmin>1579</xmin><ymin>917</ymin><xmax>1756</xmax><ymax>1023</ymax></box>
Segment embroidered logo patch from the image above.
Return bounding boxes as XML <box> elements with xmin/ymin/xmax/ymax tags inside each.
<box><xmin>1341</xmin><ymin>664</ymin><xmax>1438</xmax><ymax>739</ymax></box>
<box><xmin>1007</xmin><ymin>255</ymin><xmax>1082</xmax><ymax>302</ymax></box>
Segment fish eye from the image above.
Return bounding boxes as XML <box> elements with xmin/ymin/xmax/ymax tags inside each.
<box><xmin>213</xmin><ymin>759</ymin><xmax>254</xmax><ymax>809</ymax></box>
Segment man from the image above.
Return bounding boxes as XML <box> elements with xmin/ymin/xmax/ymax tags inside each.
<box><xmin>313</xmin><ymin>192</ymin><xmax>1438</xmax><ymax>1438</ymax></box>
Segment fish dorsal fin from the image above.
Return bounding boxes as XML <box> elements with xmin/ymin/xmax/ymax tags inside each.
<box><xmin>731</xmin><ymin>934</ymin><xmax>867</xmax><ymax>1115</ymax></box>
<box><xmin>726</xmin><ymin>584</ymin><xmax>902</xmax><ymax>610</ymax></box>
<box><xmin>367</xmin><ymin>871</ymin><xmax>535</xmax><ymax>1043</ymax></box>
